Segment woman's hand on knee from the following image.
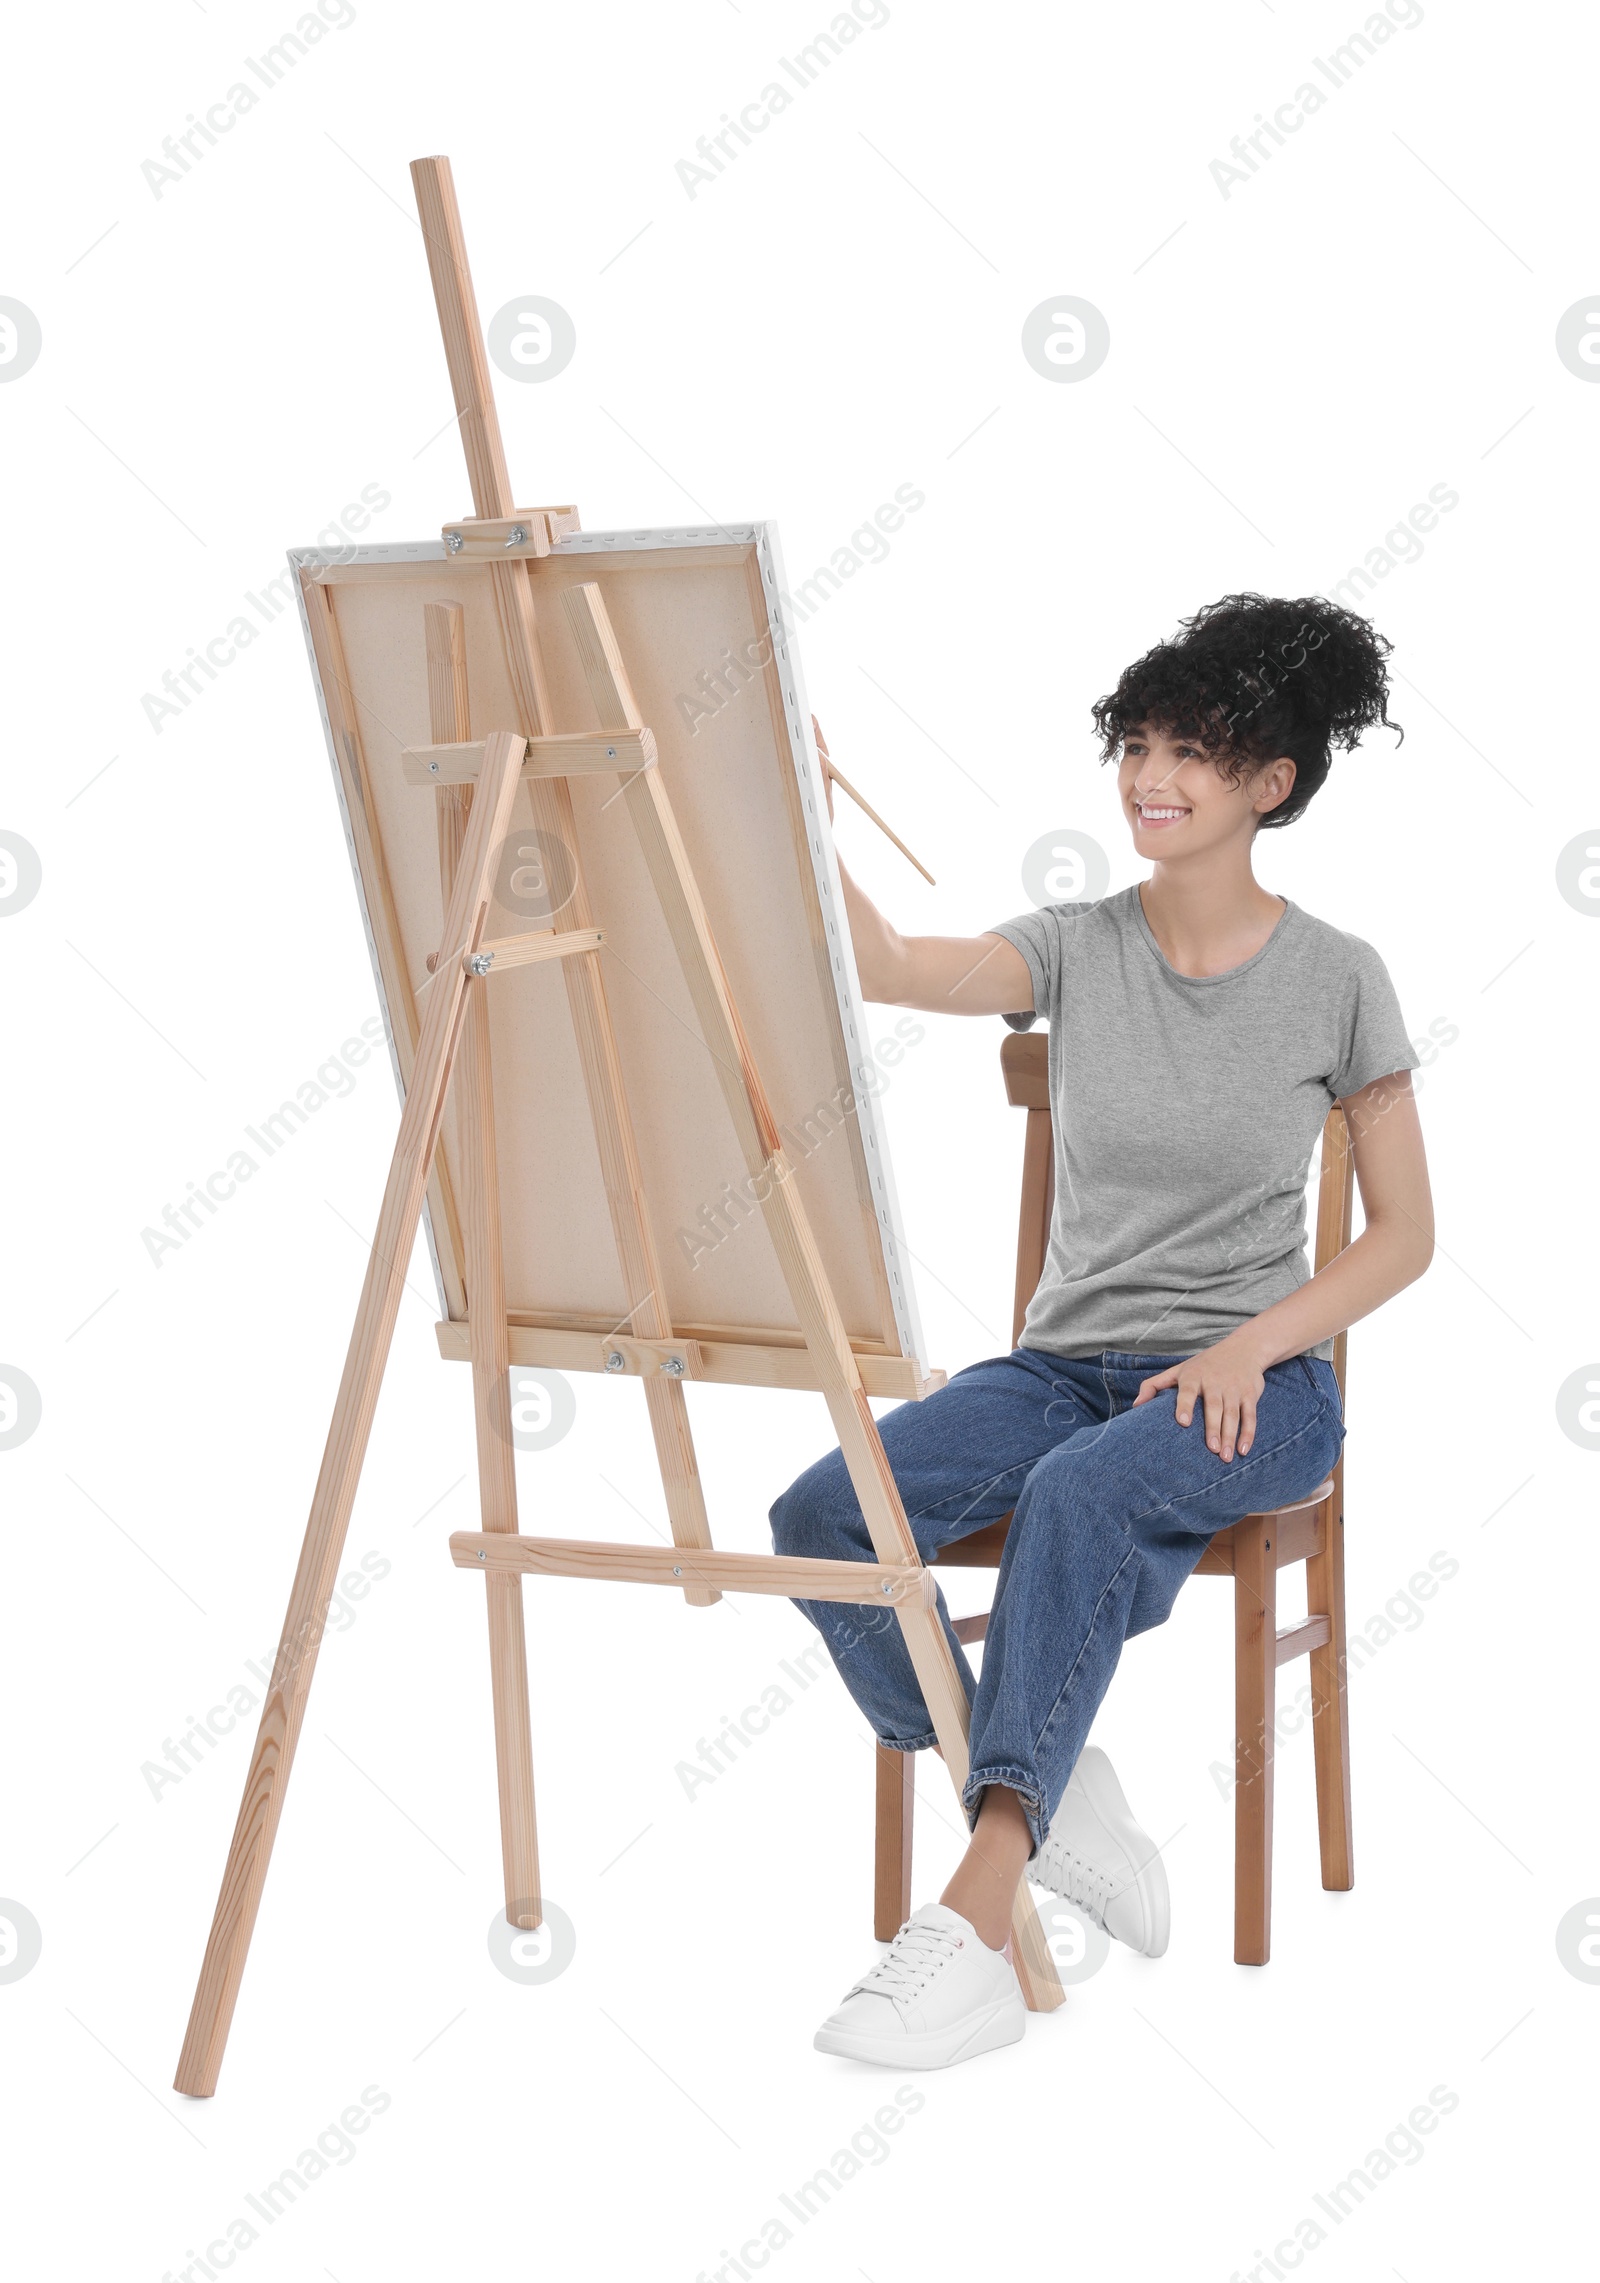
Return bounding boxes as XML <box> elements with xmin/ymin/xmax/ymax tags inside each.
<box><xmin>1132</xmin><ymin>1334</ymin><xmax>1268</xmax><ymax>1462</ymax></box>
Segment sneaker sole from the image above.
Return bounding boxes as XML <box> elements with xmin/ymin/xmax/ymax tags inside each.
<box><xmin>1068</xmin><ymin>1746</ymin><xmax>1171</xmax><ymax>1959</ymax></box>
<box><xmin>813</xmin><ymin>1995</ymin><xmax>1026</xmax><ymax>2071</ymax></box>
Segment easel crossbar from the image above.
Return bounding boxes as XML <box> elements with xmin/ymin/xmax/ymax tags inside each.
<box><xmin>437</xmin><ymin>1320</ymin><xmax>946</xmax><ymax>1400</ymax></box>
<box><xmin>403</xmin><ymin>729</ymin><xmax>655</xmax><ymax>785</ymax></box>
<box><xmin>471</xmin><ymin>928</ymin><xmax>602</xmax><ymax>975</ymax></box>
<box><xmin>449</xmin><ymin>1532</ymin><xmax>934</xmax><ymax>1606</ymax></box>
<box><xmin>422</xmin><ymin>927</ymin><xmax>601</xmax><ymax>978</ymax></box>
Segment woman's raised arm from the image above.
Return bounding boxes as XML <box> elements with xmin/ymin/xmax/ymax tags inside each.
<box><xmin>817</xmin><ymin>717</ymin><xmax>1035</xmax><ymax>1017</ymax></box>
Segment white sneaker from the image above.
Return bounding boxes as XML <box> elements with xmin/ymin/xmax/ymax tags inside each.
<box><xmin>813</xmin><ymin>1902</ymin><xmax>1026</xmax><ymax>2069</ymax></box>
<box><xmin>1028</xmin><ymin>1746</ymin><xmax>1171</xmax><ymax>1957</ymax></box>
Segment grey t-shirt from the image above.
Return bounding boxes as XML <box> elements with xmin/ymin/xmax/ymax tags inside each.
<box><xmin>987</xmin><ymin>885</ymin><xmax>1419</xmax><ymax>1362</ymax></box>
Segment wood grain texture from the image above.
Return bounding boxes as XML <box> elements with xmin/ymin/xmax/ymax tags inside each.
<box><xmin>1314</xmin><ymin>1105</ymin><xmax>1356</xmax><ymax>1405</ymax></box>
<box><xmin>450</xmin><ymin>1532</ymin><xmax>932</xmax><ymax>1605</ymax></box>
<box><xmin>1012</xmin><ymin>1109</ymin><xmax>1054</xmax><ymax>1347</ymax></box>
<box><xmin>874</xmin><ymin>1743</ymin><xmax>916</xmax><ymax>1942</ymax></box>
<box><xmin>434</xmin><ymin>1319</ymin><xmax>943</xmax><ymax>1398</ymax></box>
<box><xmin>458</xmin><ymin>967</ymin><xmax>542</xmax><ymax>1930</ymax></box>
<box><xmin>456</xmin><ymin>928</ymin><xmax>603</xmax><ymax>976</ymax></box>
<box><xmin>1308</xmin><ymin>1105</ymin><xmax>1355</xmax><ymax>1891</ymax></box>
<box><xmin>402</xmin><ymin>729</ymin><xmax>656</xmax><ymax>786</ymax></box>
<box><xmin>425</xmin><ymin>599</ymin><xmax>471</xmax><ymax>745</ymax></box>
<box><xmin>1000</xmin><ymin>1029</ymin><xmax>1050</xmax><ymax>1108</ymax></box>
<box><xmin>409</xmin><ymin>157</ymin><xmax>513</xmax><ymax>518</ymax></box>
<box><xmin>440</xmin><ymin>508</ymin><xmax>580</xmax><ymax>558</ymax></box>
<box><xmin>306</xmin><ymin>543</ymin><xmax>753</xmax><ymax>587</ymax></box>
<box><xmin>174</xmin><ymin>732</ymin><xmax>529</xmax><ymax>2097</ymax></box>
<box><xmin>429</xmin><ymin>605</ymin><xmax>541</xmax><ymax>1936</ymax></box>
<box><xmin>427</xmin><ymin>601</ymin><xmax>473</xmax><ymax>926</ymax></box>
<box><xmin>1192</xmin><ymin>1495</ymin><xmax>1328</xmax><ymax>1579</ymax></box>
<box><xmin>1306</xmin><ymin>1450</ymin><xmax>1353</xmax><ymax>1891</ymax></box>
<box><xmin>1274</xmin><ymin>1614</ymin><xmax>1333</xmax><ymax>1665</ymax></box>
<box><xmin>1232</xmin><ymin>1514</ymin><xmax>1277</xmax><ymax>1965</ymax></box>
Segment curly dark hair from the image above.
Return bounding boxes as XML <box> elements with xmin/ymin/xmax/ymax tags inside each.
<box><xmin>1090</xmin><ymin>592</ymin><xmax>1402</xmax><ymax>830</ymax></box>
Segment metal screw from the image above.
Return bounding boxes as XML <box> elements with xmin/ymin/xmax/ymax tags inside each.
<box><xmin>606</xmin><ymin>746</ymin><xmax>617</xmax><ymax>759</ymax></box>
<box><xmin>428</xmin><ymin>760</ymin><xmax>440</xmax><ymax>774</ymax></box>
<box><xmin>671</xmin><ymin>1565</ymin><xmax>682</xmax><ymax>1578</ymax></box>
<box><xmin>468</xmin><ymin>952</ymin><xmax>493</xmax><ymax>976</ymax></box>
<box><xmin>604</xmin><ymin>1350</ymin><xmax>626</xmax><ymax>1372</ymax></box>
<box><xmin>444</xmin><ymin>531</ymin><xmax>464</xmax><ymax>554</ymax></box>
<box><xmin>505</xmin><ymin>525</ymin><xmax>527</xmax><ymax>547</ymax></box>
<box><xmin>476</xmin><ymin>1549</ymin><xmax>486</xmax><ymax>1562</ymax></box>
<box><xmin>661</xmin><ymin>1356</ymin><xmax>686</xmax><ymax>1378</ymax></box>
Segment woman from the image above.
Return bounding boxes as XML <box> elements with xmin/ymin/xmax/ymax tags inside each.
<box><xmin>770</xmin><ymin>591</ymin><xmax>1434</xmax><ymax>2069</ymax></box>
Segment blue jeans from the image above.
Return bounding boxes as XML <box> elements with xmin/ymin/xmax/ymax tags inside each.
<box><xmin>769</xmin><ymin>1346</ymin><xmax>1345</xmax><ymax>1858</ymax></box>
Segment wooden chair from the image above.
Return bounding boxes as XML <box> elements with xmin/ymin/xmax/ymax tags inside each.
<box><xmin>872</xmin><ymin>1029</ymin><xmax>1356</xmax><ymax>1964</ymax></box>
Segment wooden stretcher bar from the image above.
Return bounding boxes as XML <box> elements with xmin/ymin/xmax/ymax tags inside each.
<box><xmin>449</xmin><ymin>1532</ymin><xmax>935</xmax><ymax>1606</ymax></box>
<box><xmin>401</xmin><ymin>729</ymin><xmax>656</xmax><ymax>785</ymax></box>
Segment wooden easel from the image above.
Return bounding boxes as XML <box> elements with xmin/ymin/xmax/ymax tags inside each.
<box><xmin>173</xmin><ymin>155</ymin><xmax>1064</xmax><ymax>2096</ymax></box>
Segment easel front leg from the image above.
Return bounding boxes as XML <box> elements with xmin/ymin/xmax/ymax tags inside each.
<box><xmin>174</xmin><ymin>731</ymin><xmax>529</xmax><ymax>2097</ymax></box>
<box><xmin>458</xmin><ymin>969</ymin><xmax>540</xmax><ymax>1928</ymax></box>
<box><xmin>428</xmin><ymin>598</ymin><xmax>540</xmax><ymax>1928</ymax></box>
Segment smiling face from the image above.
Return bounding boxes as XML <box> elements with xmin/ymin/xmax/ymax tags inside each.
<box><xmin>1117</xmin><ymin>719</ymin><xmax>1296</xmax><ymax>857</ymax></box>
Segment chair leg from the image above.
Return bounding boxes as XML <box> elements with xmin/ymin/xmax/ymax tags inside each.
<box><xmin>1306</xmin><ymin>1463</ymin><xmax>1354</xmax><ymax>1891</ymax></box>
<box><xmin>874</xmin><ymin>1743</ymin><xmax>915</xmax><ymax>1940</ymax></box>
<box><xmin>1232</xmin><ymin>1516</ymin><xmax>1277</xmax><ymax>1965</ymax></box>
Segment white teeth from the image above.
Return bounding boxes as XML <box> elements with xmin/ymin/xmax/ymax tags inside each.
<box><xmin>1138</xmin><ymin>806</ymin><xmax>1187</xmax><ymax>818</ymax></box>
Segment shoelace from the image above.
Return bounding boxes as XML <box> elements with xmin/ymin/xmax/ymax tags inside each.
<box><xmin>1038</xmin><ymin>1842</ymin><xmax>1116</xmax><ymax>1926</ymax></box>
<box><xmin>848</xmin><ymin>1917</ymin><xmax>966</xmax><ymax>2001</ymax></box>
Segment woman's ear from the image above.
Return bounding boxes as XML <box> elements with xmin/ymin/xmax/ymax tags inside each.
<box><xmin>1253</xmin><ymin>756</ymin><xmax>1297</xmax><ymax>815</ymax></box>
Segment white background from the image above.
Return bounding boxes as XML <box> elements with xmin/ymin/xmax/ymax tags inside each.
<box><xmin>1</xmin><ymin>0</ymin><xmax>1594</xmax><ymax>2276</ymax></box>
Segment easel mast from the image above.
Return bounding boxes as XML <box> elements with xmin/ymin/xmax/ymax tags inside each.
<box><xmin>174</xmin><ymin>156</ymin><xmax>1063</xmax><ymax>2097</ymax></box>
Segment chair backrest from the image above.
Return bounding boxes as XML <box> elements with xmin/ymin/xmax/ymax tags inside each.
<box><xmin>999</xmin><ymin>1032</ymin><xmax>1357</xmax><ymax>1408</ymax></box>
